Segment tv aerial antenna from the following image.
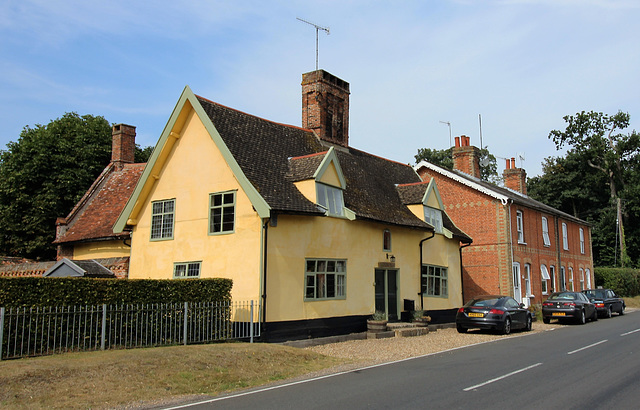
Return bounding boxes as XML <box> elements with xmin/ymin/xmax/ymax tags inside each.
<box><xmin>439</xmin><ymin>120</ymin><xmax>452</xmax><ymax>147</ymax></box>
<box><xmin>297</xmin><ymin>17</ymin><xmax>330</xmax><ymax>71</ymax></box>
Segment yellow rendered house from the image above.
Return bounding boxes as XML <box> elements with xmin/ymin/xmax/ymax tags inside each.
<box><xmin>64</xmin><ymin>70</ymin><xmax>472</xmax><ymax>341</ymax></box>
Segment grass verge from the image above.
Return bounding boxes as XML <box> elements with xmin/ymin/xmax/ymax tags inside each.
<box><xmin>0</xmin><ymin>342</ymin><xmax>346</xmax><ymax>409</ymax></box>
<box><xmin>624</xmin><ymin>295</ymin><xmax>640</xmax><ymax>308</ymax></box>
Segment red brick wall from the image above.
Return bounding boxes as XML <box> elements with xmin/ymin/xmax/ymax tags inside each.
<box><xmin>301</xmin><ymin>70</ymin><xmax>350</xmax><ymax>147</ymax></box>
<box><xmin>111</xmin><ymin>124</ymin><xmax>136</xmax><ymax>168</ymax></box>
<box><xmin>418</xmin><ymin>166</ymin><xmax>594</xmax><ymax>306</ymax></box>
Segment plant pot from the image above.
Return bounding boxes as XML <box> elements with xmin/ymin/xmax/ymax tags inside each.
<box><xmin>367</xmin><ymin>319</ymin><xmax>388</xmax><ymax>333</ymax></box>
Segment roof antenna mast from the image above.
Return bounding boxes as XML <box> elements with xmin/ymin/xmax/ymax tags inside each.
<box><xmin>297</xmin><ymin>17</ymin><xmax>330</xmax><ymax>71</ymax></box>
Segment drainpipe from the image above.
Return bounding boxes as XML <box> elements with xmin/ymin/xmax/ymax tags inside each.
<box><xmin>507</xmin><ymin>199</ymin><xmax>514</xmax><ymax>297</ymax></box>
<box><xmin>418</xmin><ymin>231</ymin><xmax>436</xmax><ymax>311</ymax></box>
<box><xmin>554</xmin><ymin>216</ymin><xmax>562</xmax><ymax>291</ymax></box>
<box><xmin>459</xmin><ymin>242</ymin><xmax>471</xmax><ymax>304</ymax></box>
<box><xmin>261</xmin><ymin>218</ymin><xmax>270</xmax><ymax>330</ymax></box>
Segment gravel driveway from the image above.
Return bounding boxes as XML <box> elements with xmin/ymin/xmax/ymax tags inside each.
<box><xmin>306</xmin><ymin>322</ymin><xmax>561</xmax><ymax>365</ymax></box>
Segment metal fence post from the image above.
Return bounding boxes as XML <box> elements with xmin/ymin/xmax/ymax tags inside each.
<box><xmin>0</xmin><ymin>307</ymin><xmax>5</xmax><ymax>360</ymax></box>
<box><xmin>183</xmin><ymin>302</ymin><xmax>188</xmax><ymax>346</ymax></box>
<box><xmin>250</xmin><ymin>301</ymin><xmax>254</xmax><ymax>344</ymax></box>
<box><xmin>101</xmin><ymin>304</ymin><xmax>107</xmax><ymax>351</ymax></box>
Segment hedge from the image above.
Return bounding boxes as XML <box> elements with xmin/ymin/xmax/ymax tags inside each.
<box><xmin>594</xmin><ymin>267</ymin><xmax>640</xmax><ymax>297</ymax></box>
<box><xmin>0</xmin><ymin>277</ymin><xmax>233</xmax><ymax>307</ymax></box>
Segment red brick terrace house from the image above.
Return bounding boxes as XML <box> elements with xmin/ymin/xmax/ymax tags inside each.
<box><xmin>51</xmin><ymin>124</ymin><xmax>145</xmax><ymax>278</ymax></box>
<box><xmin>415</xmin><ymin>136</ymin><xmax>594</xmax><ymax>307</ymax></box>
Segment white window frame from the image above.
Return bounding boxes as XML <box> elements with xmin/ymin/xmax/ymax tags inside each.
<box><xmin>579</xmin><ymin>268</ymin><xmax>585</xmax><ymax>291</ymax></box>
<box><xmin>151</xmin><ymin>199</ymin><xmax>175</xmax><ymax>240</ymax></box>
<box><xmin>421</xmin><ymin>265</ymin><xmax>448</xmax><ymax>297</ymax></box>
<box><xmin>579</xmin><ymin>228</ymin><xmax>585</xmax><ymax>254</ymax></box>
<box><xmin>516</xmin><ymin>210</ymin><xmax>525</xmax><ymax>244</ymax></box>
<box><xmin>316</xmin><ymin>183</ymin><xmax>345</xmax><ymax>217</ymax></box>
<box><xmin>541</xmin><ymin>264</ymin><xmax>550</xmax><ymax>295</ymax></box>
<box><xmin>173</xmin><ymin>261</ymin><xmax>201</xmax><ymax>278</ymax></box>
<box><xmin>524</xmin><ymin>263</ymin><xmax>532</xmax><ymax>297</ymax></box>
<box><xmin>562</xmin><ymin>222</ymin><xmax>569</xmax><ymax>250</ymax></box>
<box><xmin>209</xmin><ymin>191</ymin><xmax>236</xmax><ymax>234</ymax></box>
<box><xmin>424</xmin><ymin>207</ymin><xmax>443</xmax><ymax>234</ymax></box>
<box><xmin>560</xmin><ymin>266</ymin><xmax>567</xmax><ymax>291</ymax></box>
<box><xmin>305</xmin><ymin>259</ymin><xmax>347</xmax><ymax>300</ymax></box>
<box><xmin>586</xmin><ymin>268</ymin><xmax>592</xmax><ymax>289</ymax></box>
<box><xmin>550</xmin><ymin>265</ymin><xmax>556</xmax><ymax>292</ymax></box>
<box><xmin>568</xmin><ymin>267</ymin><xmax>574</xmax><ymax>291</ymax></box>
<box><xmin>541</xmin><ymin>216</ymin><xmax>551</xmax><ymax>247</ymax></box>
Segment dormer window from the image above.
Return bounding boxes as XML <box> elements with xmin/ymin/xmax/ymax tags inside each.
<box><xmin>316</xmin><ymin>183</ymin><xmax>344</xmax><ymax>216</ymax></box>
<box><xmin>424</xmin><ymin>207</ymin><xmax>443</xmax><ymax>233</ymax></box>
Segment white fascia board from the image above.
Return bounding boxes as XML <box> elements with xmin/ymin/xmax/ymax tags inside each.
<box><xmin>414</xmin><ymin>161</ymin><xmax>509</xmax><ymax>205</ymax></box>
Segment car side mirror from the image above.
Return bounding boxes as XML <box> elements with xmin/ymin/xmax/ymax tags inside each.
<box><xmin>519</xmin><ymin>303</ymin><xmax>525</xmax><ymax>309</ymax></box>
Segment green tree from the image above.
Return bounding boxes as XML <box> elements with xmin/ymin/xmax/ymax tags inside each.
<box><xmin>548</xmin><ymin>111</ymin><xmax>640</xmax><ymax>267</ymax></box>
<box><xmin>0</xmin><ymin>113</ymin><xmax>153</xmax><ymax>260</ymax></box>
<box><xmin>415</xmin><ymin>146</ymin><xmax>498</xmax><ymax>183</ymax></box>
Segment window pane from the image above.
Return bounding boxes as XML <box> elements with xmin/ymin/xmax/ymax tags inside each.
<box><xmin>326</xmin><ymin>274</ymin><xmax>335</xmax><ymax>298</ymax></box>
<box><xmin>336</xmin><ymin>261</ymin><xmax>345</xmax><ymax>272</ymax></box>
<box><xmin>337</xmin><ymin>274</ymin><xmax>345</xmax><ymax>296</ymax></box>
<box><xmin>326</xmin><ymin>260</ymin><xmax>336</xmax><ymax>272</ymax></box>
<box><xmin>316</xmin><ymin>274</ymin><xmax>326</xmax><ymax>298</ymax></box>
<box><xmin>317</xmin><ymin>260</ymin><xmax>326</xmax><ymax>273</ymax></box>
<box><xmin>306</xmin><ymin>260</ymin><xmax>316</xmax><ymax>272</ymax></box>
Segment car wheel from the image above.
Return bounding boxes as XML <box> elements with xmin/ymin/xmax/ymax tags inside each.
<box><xmin>543</xmin><ymin>317</ymin><xmax>550</xmax><ymax>324</ymax></box>
<box><xmin>578</xmin><ymin>309</ymin><xmax>586</xmax><ymax>325</ymax></box>
<box><xmin>525</xmin><ymin>315</ymin><xmax>532</xmax><ymax>331</ymax></box>
<box><xmin>591</xmin><ymin>309</ymin><xmax>598</xmax><ymax>321</ymax></box>
<box><xmin>606</xmin><ymin>306</ymin><xmax>612</xmax><ymax>318</ymax></box>
<box><xmin>456</xmin><ymin>324</ymin><xmax>468</xmax><ymax>333</ymax></box>
<box><xmin>619</xmin><ymin>305</ymin><xmax>625</xmax><ymax>316</ymax></box>
<box><xmin>502</xmin><ymin>318</ymin><xmax>511</xmax><ymax>335</ymax></box>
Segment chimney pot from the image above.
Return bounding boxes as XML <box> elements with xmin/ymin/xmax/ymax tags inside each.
<box><xmin>511</xmin><ymin>158</ymin><xmax>516</xmax><ymax>169</ymax></box>
<box><xmin>455</xmin><ymin>136</ymin><xmax>461</xmax><ymax>148</ymax></box>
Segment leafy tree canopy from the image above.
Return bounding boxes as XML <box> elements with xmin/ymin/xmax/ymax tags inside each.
<box><xmin>0</xmin><ymin>113</ymin><xmax>152</xmax><ymax>260</ymax></box>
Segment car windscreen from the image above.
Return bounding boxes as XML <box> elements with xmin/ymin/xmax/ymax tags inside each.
<box><xmin>467</xmin><ymin>298</ymin><xmax>500</xmax><ymax>307</ymax></box>
<box><xmin>548</xmin><ymin>293</ymin><xmax>576</xmax><ymax>300</ymax></box>
<box><xmin>584</xmin><ymin>290</ymin><xmax>605</xmax><ymax>299</ymax></box>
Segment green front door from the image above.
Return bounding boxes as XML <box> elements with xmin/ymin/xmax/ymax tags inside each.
<box><xmin>375</xmin><ymin>269</ymin><xmax>398</xmax><ymax>321</ymax></box>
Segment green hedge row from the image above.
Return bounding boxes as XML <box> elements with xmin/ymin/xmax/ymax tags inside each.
<box><xmin>0</xmin><ymin>277</ymin><xmax>233</xmax><ymax>307</ymax></box>
<box><xmin>594</xmin><ymin>267</ymin><xmax>640</xmax><ymax>297</ymax></box>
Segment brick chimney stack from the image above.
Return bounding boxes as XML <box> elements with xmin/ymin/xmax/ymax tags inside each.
<box><xmin>111</xmin><ymin>124</ymin><xmax>136</xmax><ymax>170</ymax></box>
<box><xmin>452</xmin><ymin>135</ymin><xmax>481</xmax><ymax>178</ymax></box>
<box><xmin>503</xmin><ymin>157</ymin><xmax>527</xmax><ymax>194</ymax></box>
<box><xmin>302</xmin><ymin>70</ymin><xmax>350</xmax><ymax>147</ymax></box>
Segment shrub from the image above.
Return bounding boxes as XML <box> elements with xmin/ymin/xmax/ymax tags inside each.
<box><xmin>594</xmin><ymin>268</ymin><xmax>640</xmax><ymax>297</ymax></box>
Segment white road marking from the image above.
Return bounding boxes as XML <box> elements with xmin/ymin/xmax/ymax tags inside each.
<box><xmin>621</xmin><ymin>329</ymin><xmax>640</xmax><ymax>336</ymax></box>
<box><xmin>463</xmin><ymin>363</ymin><xmax>543</xmax><ymax>391</ymax></box>
<box><xmin>567</xmin><ymin>340</ymin><xmax>608</xmax><ymax>355</ymax></box>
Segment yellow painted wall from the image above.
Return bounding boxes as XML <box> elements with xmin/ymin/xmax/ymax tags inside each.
<box><xmin>265</xmin><ymin>215</ymin><xmax>463</xmax><ymax>322</ymax></box>
<box><xmin>72</xmin><ymin>240</ymin><xmax>131</xmax><ymax>259</ymax></box>
<box><xmin>294</xmin><ymin>179</ymin><xmax>316</xmax><ymax>203</ymax></box>
<box><xmin>318</xmin><ymin>161</ymin><xmax>341</xmax><ymax>187</ymax></box>
<box><xmin>127</xmin><ymin>108</ymin><xmax>263</xmax><ymax>301</ymax></box>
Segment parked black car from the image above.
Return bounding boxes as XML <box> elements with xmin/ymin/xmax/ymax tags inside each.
<box><xmin>542</xmin><ymin>291</ymin><xmax>597</xmax><ymax>324</ymax></box>
<box><xmin>456</xmin><ymin>295</ymin><xmax>533</xmax><ymax>335</ymax></box>
<box><xmin>582</xmin><ymin>288</ymin><xmax>625</xmax><ymax>318</ymax></box>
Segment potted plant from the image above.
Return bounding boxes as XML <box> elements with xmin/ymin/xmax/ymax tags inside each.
<box><xmin>412</xmin><ymin>310</ymin><xmax>431</xmax><ymax>327</ymax></box>
<box><xmin>367</xmin><ymin>310</ymin><xmax>388</xmax><ymax>332</ymax></box>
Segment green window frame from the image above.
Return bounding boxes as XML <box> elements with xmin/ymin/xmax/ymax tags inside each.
<box><xmin>150</xmin><ymin>199</ymin><xmax>175</xmax><ymax>240</ymax></box>
<box><xmin>316</xmin><ymin>183</ymin><xmax>344</xmax><ymax>217</ymax></box>
<box><xmin>421</xmin><ymin>265</ymin><xmax>448</xmax><ymax>297</ymax></box>
<box><xmin>424</xmin><ymin>207</ymin><xmax>443</xmax><ymax>233</ymax></box>
<box><xmin>305</xmin><ymin>259</ymin><xmax>346</xmax><ymax>300</ymax></box>
<box><xmin>209</xmin><ymin>191</ymin><xmax>236</xmax><ymax>234</ymax></box>
<box><xmin>174</xmin><ymin>261</ymin><xmax>201</xmax><ymax>278</ymax></box>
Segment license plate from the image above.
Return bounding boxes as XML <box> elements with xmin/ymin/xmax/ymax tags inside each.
<box><xmin>468</xmin><ymin>312</ymin><xmax>484</xmax><ymax>318</ymax></box>
<box><xmin>552</xmin><ymin>312</ymin><xmax>566</xmax><ymax>316</ymax></box>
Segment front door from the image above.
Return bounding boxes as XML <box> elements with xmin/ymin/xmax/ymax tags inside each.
<box><xmin>512</xmin><ymin>263</ymin><xmax>522</xmax><ymax>303</ymax></box>
<box><xmin>375</xmin><ymin>269</ymin><xmax>398</xmax><ymax>321</ymax></box>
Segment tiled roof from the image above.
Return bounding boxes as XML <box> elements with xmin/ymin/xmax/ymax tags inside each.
<box><xmin>416</xmin><ymin>161</ymin><xmax>589</xmax><ymax>225</ymax></box>
<box><xmin>44</xmin><ymin>258</ymin><xmax>116</xmax><ymax>278</ymax></box>
<box><xmin>55</xmin><ymin>163</ymin><xmax>145</xmax><ymax>244</ymax></box>
<box><xmin>197</xmin><ymin>97</ymin><xmax>433</xmax><ymax>229</ymax></box>
<box><xmin>0</xmin><ymin>261</ymin><xmax>54</xmax><ymax>277</ymax></box>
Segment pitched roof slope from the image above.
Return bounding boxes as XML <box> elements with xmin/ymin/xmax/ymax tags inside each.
<box><xmin>55</xmin><ymin>163</ymin><xmax>145</xmax><ymax>244</ymax></box>
<box><xmin>196</xmin><ymin>96</ymin><xmax>432</xmax><ymax>229</ymax></box>
<box><xmin>416</xmin><ymin>161</ymin><xmax>589</xmax><ymax>225</ymax></box>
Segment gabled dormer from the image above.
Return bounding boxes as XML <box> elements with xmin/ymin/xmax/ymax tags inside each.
<box><xmin>288</xmin><ymin>147</ymin><xmax>355</xmax><ymax>219</ymax></box>
<box><xmin>397</xmin><ymin>178</ymin><xmax>471</xmax><ymax>242</ymax></box>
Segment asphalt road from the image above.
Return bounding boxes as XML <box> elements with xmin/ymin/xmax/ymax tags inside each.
<box><xmin>165</xmin><ymin>311</ymin><xmax>640</xmax><ymax>409</ymax></box>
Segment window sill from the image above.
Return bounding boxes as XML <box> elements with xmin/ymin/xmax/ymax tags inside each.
<box><xmin>517</xmin><ymin>241</ymin><xmax>527</xmax><ymax>245</ymax></box>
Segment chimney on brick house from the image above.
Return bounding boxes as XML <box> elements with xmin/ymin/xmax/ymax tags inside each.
<box><xmin>111</xmin><ymin>124</ymin><xmax>136</xmax><ymax>170</ymax></box>
<box><xmin>452</xmin><ymin>135</ymin><xmax>481</xmax><ymax>178</ymax></box>
<box><xmin>302</xmin><ymin>70</ymin><xmax>350</xmax><ymax>147</ymax></box>
<box><xmin>503</xmin><ymin>157</ymin><xmax>527</xmax><ymax>194</ymax></box>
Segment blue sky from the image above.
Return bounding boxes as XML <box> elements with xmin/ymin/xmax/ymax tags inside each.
<box><xmin>1</xmin><ymin>0</ymin><xmax>638</xmax><ymax>177</ymax></box>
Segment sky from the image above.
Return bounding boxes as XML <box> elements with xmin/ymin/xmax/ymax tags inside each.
<box><xmin>1</xmin><ymin>0</ymin><xmax>639</xmax><ymax>178</ymax></box>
